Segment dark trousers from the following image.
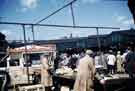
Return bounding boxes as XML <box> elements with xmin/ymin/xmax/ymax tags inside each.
<box><xmin>108</xmin><ymin>65</ymin><xmax>115</xmax><ymax>74</ymax></box>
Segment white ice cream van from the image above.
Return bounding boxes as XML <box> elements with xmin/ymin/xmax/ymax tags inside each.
<box><xmin>0</xmin><ymin>44</ymin><xmax>56</xmax><ymax>86</ymax></box>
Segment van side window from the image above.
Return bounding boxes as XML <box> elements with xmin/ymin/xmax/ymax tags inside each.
<box><xmin>23</xmin><ymin>53</ymin><xmax>43</xmax><ymax>66</ymax></box>
<box><xmin>0</xmin><ymin>61</ymin><xmax>7</xmax><ymax>67</ymax></box>
<box><xmin>9</xmin><ymin>59</ymin><xmax>20</xmax><ymax>66</ymax></box>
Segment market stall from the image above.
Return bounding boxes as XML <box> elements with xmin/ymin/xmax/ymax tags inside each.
<box><xmin>53</xmin><ymin>67</ymin><xmax>76</xmax><ymax>91</ymax></box>
<box><xmin>53</xmin><ymin>67</ymin><xmax>134</xmax><ymax>91</ymax></box>
<box><xmin>95</xmin><ymin>73</ymin><xmax>131</xmax><ymax>91</ymax></box>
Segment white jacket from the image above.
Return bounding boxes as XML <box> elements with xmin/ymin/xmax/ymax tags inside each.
<box><xmin>107</xmin><ymin>54</ymin><xmax>116</xmax><ymax>65</ymax></box>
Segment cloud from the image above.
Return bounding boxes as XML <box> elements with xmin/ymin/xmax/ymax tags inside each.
<box><xmin>21</xmin><ymin>0</ymin><xmax>39</xmax><ymax>8</ymax></box>
<box><xmin>1</xmin><ymin>29</ymin><xmax>12</xmax><ymax>39</ymax></box>
<box><xmin>122</xmin><ymin>19</ymin><xmax>134</xmax><ymax>25</ymax></box>
<box><xmin>115</xmin><ymin>15</ymin><xmax>133</xmax><ymax>25</ymax></box>
<box><xmin>1</xmin><ymin>29</ymin><xmax>22</xmax><ymax>40</ymax></box>
<box><xmin>20</xmin><ymin>0</ymin><xmax>39</xmax><ymax>12</ymax></box>
<box><xmin>21</xmin><ymin>7</ymin><xmax>27</xmax><ymax>12</ymax></box>
<box><xmin>116</xmin><ymin>16</ymin><xmax>126</xmax><ymax>22</ymax></box>
<box><xmin>81</xmin><ymin>0</ymin><xmax>99</xmax><ymax>4</ymax></box>
<box><xmin>1</xmin><ymin>30</ymin><xmax>12</xmax><ymax>36</ymax></box>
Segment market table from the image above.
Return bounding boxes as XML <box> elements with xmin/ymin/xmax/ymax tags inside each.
<box><xmin>95</xmin><ymin>73</ymin><xmax>135</xmax><ymax>91</ymax></box>
<box><xmin>53</xmin><ymin>73</ymin><xmax>76</xmax><ymax>91</ymax></box>
<box><xmin>53</xmin><ymin>73</ymin><xmax>134</xmax><ymax>91</ymax></box>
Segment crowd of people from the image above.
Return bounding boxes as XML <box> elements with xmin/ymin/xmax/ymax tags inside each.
<box><xmin>54</xmin><ymin>47</ymin><xmax>135</xmax><ymax>76</ymax></box>
<box><xmin>40</xmin><ymin>47</ymin><xmax>135</xmax><ymax>91</ymax></box>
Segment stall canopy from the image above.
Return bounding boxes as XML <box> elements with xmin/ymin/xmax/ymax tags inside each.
<box><xmin>8</xmin><ymin>44</ymin><xmax>56</xmax><ymax>53</ymax></box>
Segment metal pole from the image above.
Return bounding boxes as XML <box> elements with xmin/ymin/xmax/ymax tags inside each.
<box><xmin>70</xmin><ymin>3</ymin><xmax>76</xmax><ymax>26</ymax></box>
<box><xmin>31</xmin><ymin>25</ymin><xmax>35</xmax><ymax>41</ymax></box>
<box><xmin>96</xmin><ymin>28</ymin><xmax>101</xmax><ymax>52</ymax></box>
<box><xmin>22</xmin><ymin>25</ymin><xmax>30</xmax><ymax>84</ymax></box>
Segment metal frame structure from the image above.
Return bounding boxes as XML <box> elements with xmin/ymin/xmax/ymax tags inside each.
<box><xmin>0</xmin><ymin>0</ymin><xmax>122</xmax><ymax>83</ymax></box>
<box><xmin>35</xmin><ymin>0</ymin><xmax>77</xmax><ymax>24</ymax></box>
<box><xmin>0</xmin><ymin>21</ymin><xmax>120</xmax><ymax>83</ymax></box>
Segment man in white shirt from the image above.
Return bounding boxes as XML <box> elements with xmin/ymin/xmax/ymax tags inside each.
<box><xmin>107</xmin><ymin>50</ymin><xmax>116</xmax><ymax>74</ymax></box>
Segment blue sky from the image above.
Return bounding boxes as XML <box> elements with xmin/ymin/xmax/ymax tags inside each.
<box><xmin>0</xmin><ymin>0</ymin><xmax>134</xmax><ymax>40</ymax></box>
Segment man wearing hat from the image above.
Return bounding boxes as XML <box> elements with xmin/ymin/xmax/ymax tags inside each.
<box><xmin>74</xmin><ymin>50</ymin><xmax>95</xmax><ymax>91</ymax></box>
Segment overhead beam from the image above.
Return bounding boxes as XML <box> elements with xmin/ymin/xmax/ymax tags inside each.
<box><xmin>0</xmin><ymin>21</ymin><xmax>120</xmax><ymax>29</ymax></box>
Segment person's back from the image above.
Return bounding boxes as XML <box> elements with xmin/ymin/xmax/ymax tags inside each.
<box><xmin>78</xmin><ymin>55</ymin><xmax>94</xmax><ymax>77</ymax></box>
<box><xmin>125</xmin><ymin>51</ymin><xmax>135</xmax><ymax>63</ymax></box>
<box><xmin>107</xmin><ymin>51</ymin><xmax>116</xmax><ymax>74</ymax></box>
<box><xmin>107</xmin><ymin>54</ymin><xmax>116</xmax><ymax>66</ymax></box>
<box><xmin>54</xmin><ymin>56</ymin><xmax>61</xmax><ymax>70</ymax></box>
<box><xmin>41</xmin><ymin>55</ymin><xmax>52</xmax><ymax>91</ymax></box>
<box><xmin>101</xmin><ymin>53</ymin><xmax>107</xmax><ymax>70</ymax></box>
<box><xmin>94</xmin><ymin>55</ymin><xmax>101</xmax><ymax>68</ymax></box>
<box><xmin>74</xmin><ymin>50</ymin><xmax>95</xmax><ymax>91</ymax></box>
<box><xmin>116</xmin><ymin>51</ymin><xmax>124</xmax><ymax>73</ymax></box>
<box><xmin>125</xmin><ymin>51</ymin><xmax>135</xmax><ymax>77</ymax></box>
<box><xmin>68</xmin><ymin>57</ymin><xmax>78</xmax><ymax>69</ymax></box>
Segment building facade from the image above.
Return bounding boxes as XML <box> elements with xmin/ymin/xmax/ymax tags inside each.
<box><xmin>10</xmin><ymin>29</ymin><xmax>135</xmax><ymax>52</ymax></box>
